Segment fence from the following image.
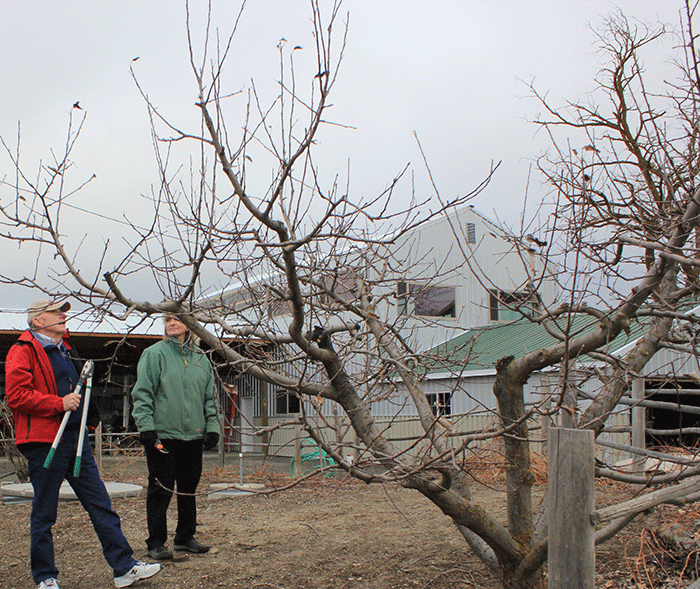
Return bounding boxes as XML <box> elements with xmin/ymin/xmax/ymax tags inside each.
<box><xmin>0</xmin><ymin>409</ymin><xmax>634</xmax><ymax>464</ymax></box>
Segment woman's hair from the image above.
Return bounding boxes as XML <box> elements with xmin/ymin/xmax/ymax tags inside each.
<box><xmin>162</xmin><ymin>314</ymin><xmax>200</xmax><ymax>346</ymax></box>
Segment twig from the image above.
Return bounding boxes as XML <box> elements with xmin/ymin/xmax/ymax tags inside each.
<box><xmin>299</xmin><ymin>522</ymin><xmax>322</xmax><ymax>538</ymax></box>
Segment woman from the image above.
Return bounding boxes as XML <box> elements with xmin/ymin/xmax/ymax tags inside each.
<box><xmin>131</xmin><ymin>314</ymin><xmax>219</xmax><ymax>561</ymax></box>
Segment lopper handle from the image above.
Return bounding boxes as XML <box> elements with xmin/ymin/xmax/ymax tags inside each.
<box><xmin>72</xmin><ymin>374</ymin><xmax>93</xmax><ymax>478</ymax></box>
<box><xmin>43</xmin><ymin>409</ymin><xmax>72</xmax><ymax>469</ymax></box>
<box><xmin>44</xmin><ymin>360</ymin><xmax>94</xmax><ymax>471</ymax></box>
<box><xmin>43</xmin><ymin>446</ymin><xmax>58</xmax><ymax>469</ymax></box>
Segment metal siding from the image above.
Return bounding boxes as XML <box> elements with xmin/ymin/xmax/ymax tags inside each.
<box><xmin>0</xmin><ymin>309</ymin><xmax>164</xmax><ymax>335</ymax></box>
<box><xmin>639</xmin><ymin>347</ymin><xmax>695</xmax><ymax>377</ymax></box>
<box><xmin>372</xmin><ymin>206</ymin><xmax>557</xmax><ymax>352</ymax></box>
<box><xmin>422</xmin><ymin>376</ymin><xmax>495</xmax><ymax>413</ymax></box>
<box><xmin>260</xmin><ymin>412</ymin><xmax>504</xmax><ymax>459</ymax></box>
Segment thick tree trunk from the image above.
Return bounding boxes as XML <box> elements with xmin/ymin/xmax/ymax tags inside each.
<box><xmin>489</xmin><ymin>355</ymin><xmax>547</xmax><ymax>589</ymax></box>
<box><xmin>493</xmin><ymin>356</ymin><xmax>536</xmax><ymax>546</ymax></box>
<box><xmin>502</xmin><ymin>571</ymin><xmax>546</xmax><ymax>589</ymax></box>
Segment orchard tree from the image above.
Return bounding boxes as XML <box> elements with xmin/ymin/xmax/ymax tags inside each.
<box><xmin>3</xmin><ymin>2</ymin><xmax>700</xmax><ymax>588</ymax></box>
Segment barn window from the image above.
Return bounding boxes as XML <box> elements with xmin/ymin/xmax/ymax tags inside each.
<box><xmin>427</xmin><ymin>392</ymin><xmax>452</xmax><ymax>417</ymax></box>
<box><xmin>489</xmin><ymin>289</ymin><xmax>536</xmax><ymax>322</ymax></box>
<box><xmin>397</xmin><ymin>281</ymin><xmax>456</xmax><ymax>318</ymax></box>
<box><xmin>275</xmin><ymin>391</ymin><xmax>301</xmax><ymax>415</ymax></box>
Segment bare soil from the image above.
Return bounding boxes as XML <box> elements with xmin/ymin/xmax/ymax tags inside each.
<box><xmin>1</xmin><ymin>465</ymin><xmax>698</xmax><ymax>589</ymax></box>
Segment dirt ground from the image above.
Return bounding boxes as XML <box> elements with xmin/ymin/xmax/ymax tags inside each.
<box><xmin>1</xmin><ymin>463</ymin><xmax>699</xmax><ymax>589</ymax></box>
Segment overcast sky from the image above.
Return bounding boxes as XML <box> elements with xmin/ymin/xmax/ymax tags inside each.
<box><xmin>0</xmin><ymin>0</ymin><xmax>686</xmax><ymax>310</ymax></box>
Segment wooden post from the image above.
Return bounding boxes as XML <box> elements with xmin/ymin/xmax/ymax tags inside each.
<box><xmin>95</xmin><ymin>421</ymin><xmax>103</xmax><ymax>472</ymax></box>
<box><xmin>631</xmin><ymin>378</ymin><xmax>645</xmax><ymax>474</ymax></box>
<box><xmin>540</xmin><ymin>377</ymin><xmax>554</xmax><ymax>452</ymax></box>
<box><xmin>218</xmin><ymin>383</ymin><xmax>225</xmax><ymax>469</ymax></box>
<box><xmin>121</xmin><ymin>375</ymin><xmax>131</xmax><ymax>430</ymax></box>
<box><xmin>261</xmin><ymin>381</ymin><xmax>269</xmax><ymax>456</ymax></box>
<box><xmin>548</xmin><ymin>427</ymin><xmax>595</xmax><ymax>589</ymax></box>
<box><xmin>294</xmin><ymin>424</ymin><xmax>302</xmax><ymax>477</ymax></box>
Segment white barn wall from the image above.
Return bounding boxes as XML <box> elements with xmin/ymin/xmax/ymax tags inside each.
<box><xmin>236</xmin><ymin>353</ymin><xmax>644</xmax><ymax>465</ymax></box>
<box><xmin>262</xmin><ymin>413</ymin><xmax>506</xmax><ymax>460</ymax></box>
<box><xmin>639</xmin><ymin>347</ymin><xmax>697</xmax><ymax>378</ymax></box>
<box><xmin>252</xmin><ymin>367</ymin><xmax>634</xmax><ymax>464</ymax></box>
<box><xmin>372</xmin><ymin>206</ymin><xmax>557</xmax><ymax>351</ymax></box>
<box><xmin>259</xmin><ymin>371</ymin><xmax>544</xmax><ymax>459</ymax></box>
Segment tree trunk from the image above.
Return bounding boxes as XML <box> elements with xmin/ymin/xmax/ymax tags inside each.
<box><xmin>492</xmin><ymin>356</ymin><xmax>546</xmax><ymax>589</ymax></box>
<box><xmin>501</xmin><ymin>567</ymin><xmax>546</xmax><ymax>589</ymax></box>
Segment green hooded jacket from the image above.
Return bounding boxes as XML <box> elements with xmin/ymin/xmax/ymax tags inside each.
<box><xmin>131</xmin><ymin>336</ymin><xmax>218</xmax><ymax>440</ymax></box>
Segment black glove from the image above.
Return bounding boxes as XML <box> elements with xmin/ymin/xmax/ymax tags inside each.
<box><xmin>139</xmin><ymin>430</ymin><xmax>158</xmax><ymax>448</ymax></box>
<box><xmin>203</xmin><ymin>432</ymin><xmax>219</xmax><ymax>450</ymax></box>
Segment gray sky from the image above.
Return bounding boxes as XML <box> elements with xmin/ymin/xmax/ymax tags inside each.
<box><xmin>0</xmin><ymin>1</ymin><xmax>685</xmax><ymax>309</ymax></box>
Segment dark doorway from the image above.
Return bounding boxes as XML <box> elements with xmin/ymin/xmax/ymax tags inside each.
<box><xmin>645</xmin><ymin>379</ymin><xmax>700</xmax><ymax>449</ymax></box>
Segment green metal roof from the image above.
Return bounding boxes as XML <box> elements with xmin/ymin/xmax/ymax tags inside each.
<box><xmin>421</xmin><ymin>314</ymin><xmax>647</xmax><ymax>377</ymax></box>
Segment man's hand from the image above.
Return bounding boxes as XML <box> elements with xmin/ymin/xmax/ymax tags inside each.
<box><xmin>62</xmin><ymin>392</ymin><xmax>81</xmax><ymax>412</ymax></box>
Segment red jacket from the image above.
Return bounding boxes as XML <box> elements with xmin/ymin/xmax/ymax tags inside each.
<box><xmin>5</xmin><ymin>330</ymin><xmax>79</xmax><ymax>445</ymax></box>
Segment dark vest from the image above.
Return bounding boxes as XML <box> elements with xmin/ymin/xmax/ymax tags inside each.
<box><xmin>43</xmin><ymin>341</ymin><xmax>82</xmax><ymax>426</ymax></box>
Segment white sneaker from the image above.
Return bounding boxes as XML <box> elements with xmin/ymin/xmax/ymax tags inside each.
<box><xmin>38</xmin><ymin>580</ymin><xmax>59</xmax><ymax>589</ymax></box>
<box><xmin>113</xmin><ymin>561</ymin><xmax>161</xmax><ymax>588</ymax></box>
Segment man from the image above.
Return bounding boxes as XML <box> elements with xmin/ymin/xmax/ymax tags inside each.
<box><xmin>131</xmin><ymin>313</ymin><xmax>219</xmax><ymax>560</ymax></box>
<box><xmin>5</xmin><ymin>298</ymin><xmax>160</xmax><ymax>589</ymax></box>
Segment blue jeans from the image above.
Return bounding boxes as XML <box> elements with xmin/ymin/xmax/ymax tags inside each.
<box><xmin>20</xmin><ymin>427</ymin><xmax>137</xmax><ymax>584</ymax></box>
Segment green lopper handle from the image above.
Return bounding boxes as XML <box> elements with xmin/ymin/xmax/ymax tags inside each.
<box><xmin>73</xmin><ymin>456</ymin><xmax>82</xmax><ymax>478</ymax></box>
<box><xmin>43</xmin><ymin>447</ymin><xmax>57</xmax><ymax>469</ymax></box>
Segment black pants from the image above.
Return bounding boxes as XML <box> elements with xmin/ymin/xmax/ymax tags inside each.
<box><xmin>144</xmin><ymin>439</ymin><xmax>203</xmax><ymax>549</ymax></box>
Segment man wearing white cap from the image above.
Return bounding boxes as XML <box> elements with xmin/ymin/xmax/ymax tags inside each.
<box><xmin>5</xmin><ymin>298</ymin><xmax>160</xmax><ymax>589</ymax></box>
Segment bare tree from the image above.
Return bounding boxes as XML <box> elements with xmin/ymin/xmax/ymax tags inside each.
<box><xmin>4</xmin><ymin>2</ymin><xmax>700</xmax><ymax>588</ymax></box>
<box><xmin>481</xmin><ymin>3</ymin><xmax>700</xmax><ymax>587</ymax></box>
